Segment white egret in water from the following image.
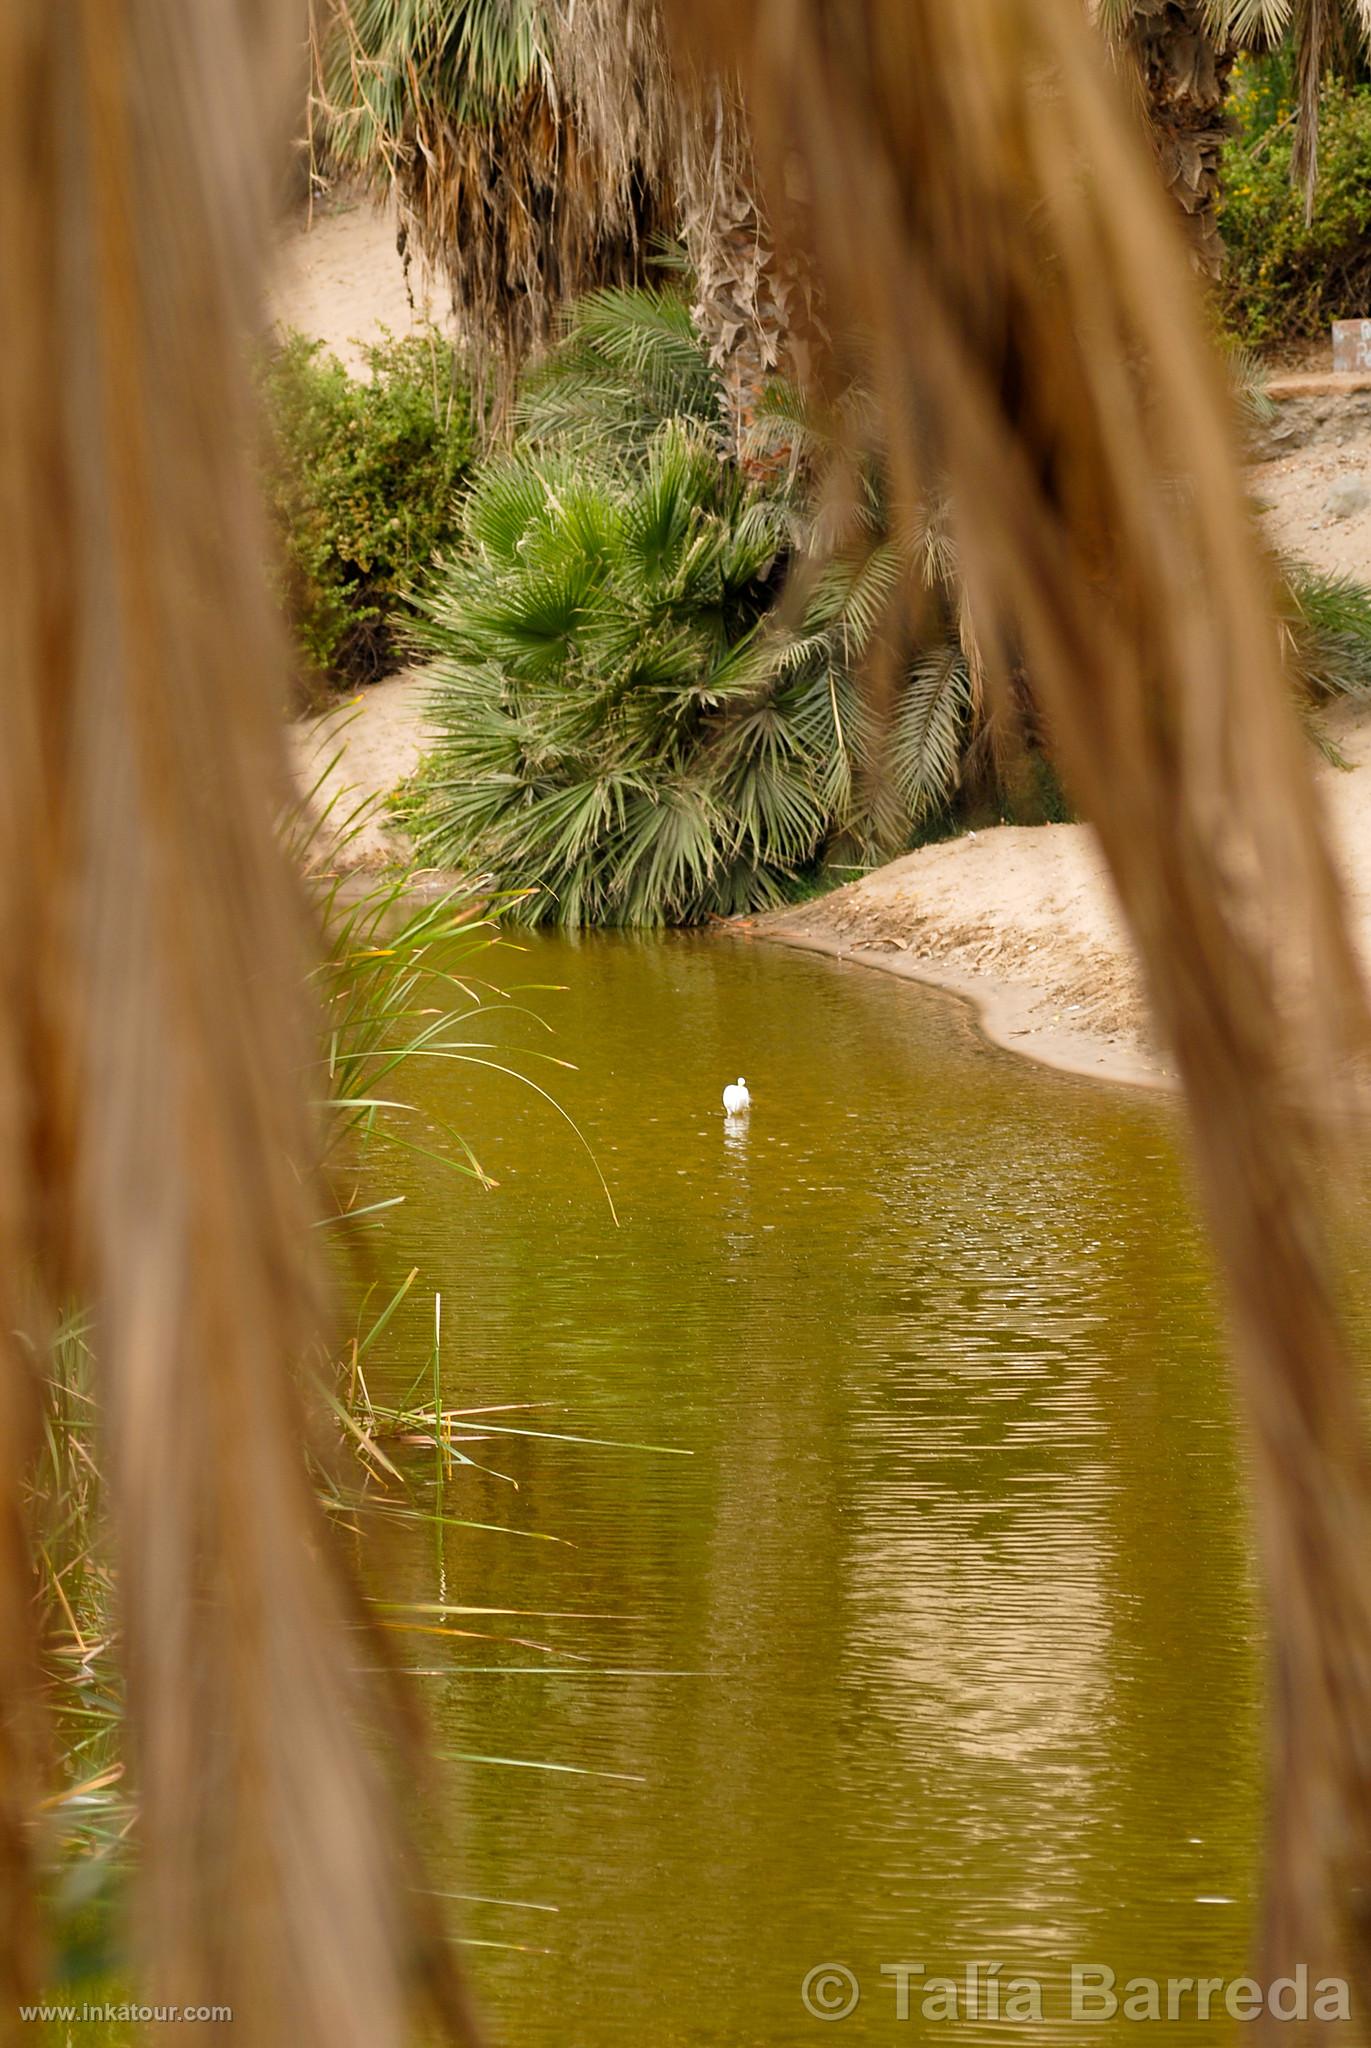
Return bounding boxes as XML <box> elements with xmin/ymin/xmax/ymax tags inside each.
<box><xmin>722</xmin><ymin>1078</ymin><xmax>751</xmax><ymax>1115</ymax></box>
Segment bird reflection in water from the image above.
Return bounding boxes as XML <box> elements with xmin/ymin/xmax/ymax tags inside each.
<box><xmin>723</xmin><ymin>1112</ymin><xmax>750</xmax><ymax>1157</ymax></box>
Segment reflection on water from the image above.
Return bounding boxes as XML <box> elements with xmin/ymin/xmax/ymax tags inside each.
<box><xmin>355</xmin><ymin>930</ymin><xmax>1263</xmax><ymax>2046</ymax></box>
<box><xmin>722</xmin><ymin>1109</ymin><xmax>751</xmax><ymax>1158</ymax></box>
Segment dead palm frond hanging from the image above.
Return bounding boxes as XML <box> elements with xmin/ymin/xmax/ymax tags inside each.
<box><xmin>0</xmin><ymin>3</ymin><xmax>477</xmax><ymax>2041</ymax></box>
<box><xmin>543</xmin><ymin>0</ymin><xmax>818</xmax><ymax>459</ymax></box>
<box><xmin>663</xmin><ymin>0</ymin><xmax>1371</xmax><ymax>2016</ymax></box>
<box><xmin>311</xmin><ymin>0</ymin><xmax>674</xmax><ymax>399</ymax></box>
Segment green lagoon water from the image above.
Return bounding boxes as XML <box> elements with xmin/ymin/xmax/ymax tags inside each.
<box><xmin>356</xmin><ymin>929</ymin><xmax>1264</xmax><ymax>2045</ymax></box>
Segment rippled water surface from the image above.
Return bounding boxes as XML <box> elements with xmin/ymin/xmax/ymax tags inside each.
<box><xmin>357</xmin><ymin>930</ymin><xmax>1262</xmax><ymax>2045</ymax></box>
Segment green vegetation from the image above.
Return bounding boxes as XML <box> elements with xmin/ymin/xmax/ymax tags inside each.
<box><xmin>1282</xmin><ymin>563</ymin><xmax>1371</xmax><ymax>700</ymax></box>
<box><xmin>1221</xmin><ymin>67</ymin><xmax>1371</xmax><ymax>350</ymax></box>
<box><xmin>261</xmin><ymin>329</ymin><xmax>473</xmax><ymax>688</ymax></box>
<box><xmin>414</xmin><ymin>289</ymin><xmax>971</xmax><ymax>925</ymax></box>
<box><xmin>34</xmin><ymin>1313</ymin><xmax>124</xmax><ymax>1984</ymax></box>
<box><xmin>406</xmin><ymin>282</ymin><xmax>1371</xmax><ymax>922</ymax></box>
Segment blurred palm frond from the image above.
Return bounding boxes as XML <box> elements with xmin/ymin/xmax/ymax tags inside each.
<box><xmin>663</xmin><ymin>0</ymin><xmax>1371</xmax><ymax>2006</ymax></box>
<box><xmin>0</xmin><ymin>3</ymin><xmax>479</xmax><ymax>2040</ymax></box>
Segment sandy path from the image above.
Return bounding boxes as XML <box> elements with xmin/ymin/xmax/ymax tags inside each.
<box><xmin>1254</xmin><ymin>395</ymin><xmax>1371</xmax><ymax>581</ymax></box>
<box><xmin>270</xmin><ymin>192</ymin><xmax>447</xmax><ymax>372</ymax></box>
<box><xmin>272</xmin><ymin>192</ymin><xmax>452</xmax><ymax>867</ymax></box>
<box><xmin>288</xmin><ymin>671</ymin><xmax>435</xmax><ymax>870</ymax></box>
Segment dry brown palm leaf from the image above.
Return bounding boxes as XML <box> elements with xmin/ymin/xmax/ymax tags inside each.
<box><xmin>312</xmin><ymin>0</ymin><xmax>672</xmax><ymax>412</ymax></box>
<box><xmin>1292</xmin><ymin>0</ymin><xmax>1333</xmax><ymax>215</ymax></box>
<box><xmin>0</xmin><ymin>2</ymin><xmax>477</xmax><ymax>2041</ymax></box>
<box><xmin>666</xmin><ymin>0</ymin><xmax>1371</xmax><ymax>2021</ymax></box>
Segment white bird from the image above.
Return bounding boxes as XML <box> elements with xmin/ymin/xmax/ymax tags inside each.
<box><xmin>722</xmin><ymin>1077</ymin><xmax>751</xmax><ymax>1115</ymax></box>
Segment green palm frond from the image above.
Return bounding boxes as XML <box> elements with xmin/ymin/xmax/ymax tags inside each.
<box><xmin>477</xmin><ymin>560</ymin><xmax>602</xmax><ymax>669</ymax></box>
<box><xmin>570</xmin><ymin>287</ymin><xmax>714</xmax><ymax>394</ymax></box>
<box><xmin>1280</xmin><ymin>564</ymin><xmax>1371</xmax><ymax>698</ymax></box>
<box><xmin>889</xmin><ymin>647</ymin><xmax>973</xmax><ymax>824</ymax></box>
<box><xmin>718</xmin><ymin>716</ymin><xmax>828</xmax><ymax>865</ymax></box>
<box><xmin>460</xmin><ymin>459</ymin><xmax>561</xmax><ymax>562</ymax></box>
<box><xmin>610</xmin><ymin>781</ymin><xmax>728</xmax><ymax>922</ymax></box>
<box><xmin>518</xmin><ymin>286</ymin><xmax>725</xmax><ymax>453</ymax></box>
<box><xmin>622</xmin><ymin>425</ymin><xmax>726</xmax><ymax>579</ymax></box>
<box><xmin>814</xmin><ymin>543</ymin><xmax>902</xmax><ymax>658</ymax></box>
<box><xmin>1201</xmin><ymin>0</ymin><xmax>1294</xmax><ymax>40</ymax></box>
<box><xmin>1224</xmin><ymin>340</ymin><xmax>1277</xmax><ymax>427</ymax></box>
<box><xmin>319</xmin><ymin>0</ymin><xmax>544</xmax><ymax>139</ymax></box>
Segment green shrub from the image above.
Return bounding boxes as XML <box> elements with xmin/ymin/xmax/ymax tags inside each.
<box><xmin>411</xmin><ymin>284</ymin><xmax>1371</xmax><ymax>924</ymax></box>
<box><xmin>261</xmin><ymin>329</ymin><xmax>473</xmax><ymax>687</ymax></box>
<box><xmin>1220</xmin><ymin>74</ymin><xmax>1371</xmax><ymax>349</ymax></box>
<box><xmin>414</xmin><ymin>291</ymin><xmax>970</xmax><ymax>924</ymax></box>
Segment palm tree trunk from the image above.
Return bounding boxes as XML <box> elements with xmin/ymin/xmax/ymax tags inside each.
<box><xmin>1128</xmin><ymin>0</ymin><xmax>1235</xmax><ymax>278</ymax></box>
<box><xmin>547</xmin><ymin>0</ymin><xmax>807</xmax><ymax>471</ymax></box>
<box><xmin>684</xmin><ymin>167</ymin><xmax>810</xmax><ymax>476</ymax></box>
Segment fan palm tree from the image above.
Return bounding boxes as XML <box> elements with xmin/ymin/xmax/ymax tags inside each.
<box><xmin>310</xmin><ymin>0</ymin><xmax>806</xmax><ymax>456</ymax></box>
<box><xmin>310</xmin><ymin>0</ymin><xmax>672</xmax><ymax>402</ymax></box>
<box><xmin>416</xmin><ymin>285</ymin><xmax>970</xmax><ymax>919</ymax></box>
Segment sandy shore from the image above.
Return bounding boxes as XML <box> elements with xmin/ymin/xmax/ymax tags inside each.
<box><xmin>272</xmin><ymin>194</ymin><xmax>452</xmax><ymax>868</ymax></box>
<box><xmin>288</xmin><ymin>670</ymin><xmax>432</xmax><ymax>870</ymax></box>
<box><xmin>740</xmin><ymin>830</ymin><xmax>1167</xmax><ymax>1090</ymax></box>
<box><xmin>745</xmin><ymin>700</ymin><xmax>1371</xmax><ymax>1090</ymax></box>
